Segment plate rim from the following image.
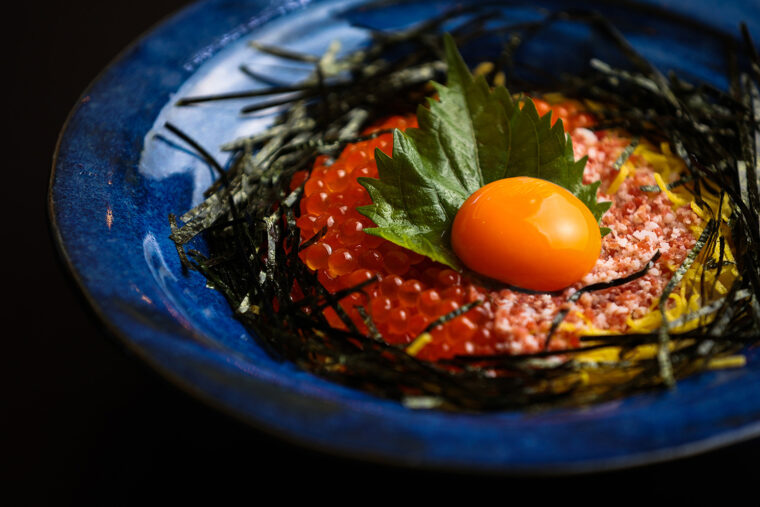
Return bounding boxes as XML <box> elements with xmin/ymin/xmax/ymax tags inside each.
<box><xmin>48</xmin><ymin>0</ymin><xmax>760</xmax><ymax>474</ymax></box>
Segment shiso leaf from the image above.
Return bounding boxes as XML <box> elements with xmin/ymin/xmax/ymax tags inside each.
<box><xmin>357</xmin><ymin>34</ymin><xmax>611</xmax><ymax>269</ymax></box>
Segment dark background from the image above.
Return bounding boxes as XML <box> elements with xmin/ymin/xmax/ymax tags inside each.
<box><xmin>9</xmin><ymin>0</ymin><xmax>759</xmax><ymax>503</ymax></box>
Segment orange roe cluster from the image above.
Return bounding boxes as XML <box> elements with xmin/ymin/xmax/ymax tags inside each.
<box><xmin>292</xmin><ymin>99</ymin><xmax>703</xmax><ymax>360</ymax></box>
<box><xmin>293</xmin><ymin>109</ymin><xmax>587</xmax><ymax>361</ymax></box>
<box><xmin>530</xmin><ymin>97</ymin><xmax>595</xmax><ymax>131</ymax></box>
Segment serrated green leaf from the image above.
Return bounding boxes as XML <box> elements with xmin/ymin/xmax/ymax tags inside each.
<box><xmin>357</xmin><ymin>34</ymin><xmax>610</xmax><ymax>270</ymax></box>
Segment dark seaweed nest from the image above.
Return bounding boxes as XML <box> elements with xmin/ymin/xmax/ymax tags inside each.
<box><xmin>167</xmin><ymin>3</ymin><xmax>760</xmax><ymax>411</ymax></box>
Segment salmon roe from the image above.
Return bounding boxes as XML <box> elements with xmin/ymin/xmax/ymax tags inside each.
<box><xmin>295</xmin><ymin>100</ymin><xmax>700</xmax><ymax>361</ymax></box>
<box><xmin>294</xmin><ymin>108</ymin><xmax>592</xmax><ymax>361</ymax></box>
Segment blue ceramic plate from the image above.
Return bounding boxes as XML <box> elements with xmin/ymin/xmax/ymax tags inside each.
<box><xmin>50</xmin><ymin>0</ymin><xmax>760</xmax><ymax>472</ymax></box>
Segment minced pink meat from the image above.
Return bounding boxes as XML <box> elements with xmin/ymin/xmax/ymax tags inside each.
<box><xmin>488</xmin><ymin>128</ymin><xmax>699</xmax><ymax>354</ymax></box>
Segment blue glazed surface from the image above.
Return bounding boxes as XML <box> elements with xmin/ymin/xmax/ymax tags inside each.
<box><xmin>50</xmin><ymin>0</ymin><xmax>760</xmax><ymax>472</ymax></box>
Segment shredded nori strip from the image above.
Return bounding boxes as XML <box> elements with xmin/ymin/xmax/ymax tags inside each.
<box><xmin>167</xmin><ymin>4</ymin><xmax>760</xmax><ymax>411</ymax></box>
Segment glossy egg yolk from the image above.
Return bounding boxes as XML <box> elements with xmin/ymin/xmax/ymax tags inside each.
<box><xmin>451</xmin><ymin>177</ymin><xmax>601</xmax><ymax>291</ymax></box>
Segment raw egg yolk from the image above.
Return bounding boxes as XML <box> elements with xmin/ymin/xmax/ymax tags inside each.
<box><xmin>451</xmin><ymin>176</ymin><xmax>601</xmax><ymax>291</ymax></box>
